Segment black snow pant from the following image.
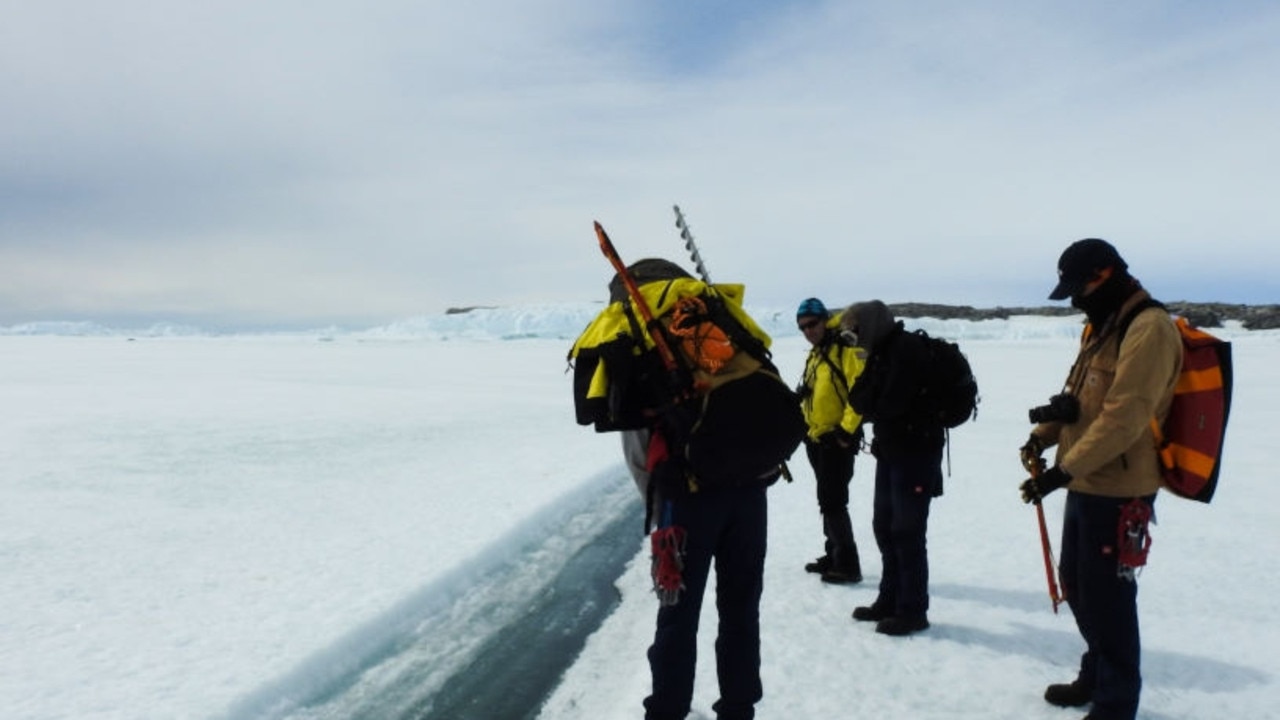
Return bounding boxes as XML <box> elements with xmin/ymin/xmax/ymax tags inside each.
<box><xmin>643</xmin><ymin>483</ymin><xmax>768</xmax><ymax>720</ymax></box>
<box><xmin>870</xmin><ymin>448</ymin><xmax>940</xmax><ymax>618</ymax></box>
<box><xmin>804</xmin><ymin>437</ymin><xmax>860</xmax><ymax>573</ymax></box>
<box><xmin>1060</xmin><ymin>491</ymin><xmax>1155</xmax><ymax>720</ymax></box>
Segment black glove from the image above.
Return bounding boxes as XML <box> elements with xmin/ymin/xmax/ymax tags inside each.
<box><xmin>1020</xmin><ymin>466</ymin><xmax>1071</xmax><ymax>504</ymax></box>
<box><xmin>1019</xmin><ymin>434</ymin><xmax>1047</xmax><ymax>473</ymax></box>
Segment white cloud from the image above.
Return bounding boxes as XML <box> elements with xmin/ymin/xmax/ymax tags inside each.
<box><xmin>1</xmin><ymin>1</ymin><xmax>1276</xmax><ymax>326</ymax></box>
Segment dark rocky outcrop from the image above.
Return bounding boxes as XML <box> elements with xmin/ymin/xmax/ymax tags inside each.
<box><xmin>890</xmin><ymin>302</ymin><xmax>1280</xmax><ymax>330</ymax></box>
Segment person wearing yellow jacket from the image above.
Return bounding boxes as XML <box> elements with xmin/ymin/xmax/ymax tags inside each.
<box><xmin>796</xmin><ymin>298</ymin><xmax>866</xmax><ymax>584</ymax></box>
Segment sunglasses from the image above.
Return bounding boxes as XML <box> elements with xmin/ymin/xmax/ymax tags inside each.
<box><xmin>798</xmin><ymin>319</ymin><xmax>823</xmax><ymax>331</ymax></box>
<box><xmin>839</xmin><ymin>328</ymin><xmax>859</xmax><ymax>346</ymax></box>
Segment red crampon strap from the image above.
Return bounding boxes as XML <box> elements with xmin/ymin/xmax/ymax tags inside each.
<box><xmin>645</xmin><ymin>428</ymin><xmax>671</xmax><ymax>473</ymax></box>
<box><xmin>650</xmin><ymin>525</ymin><xmax>687</xmax><ymax>606</ymax></box>
<box><xmin>1117</xmin><ymin>498</ymin><xmax>1153</xmax><ymax>578</ymax></box>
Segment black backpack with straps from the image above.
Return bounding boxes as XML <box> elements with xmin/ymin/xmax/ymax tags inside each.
<box><xmin>912</xmin><ymin>329</ymin><xmax>980</xmax><ymax>429</ymax></box>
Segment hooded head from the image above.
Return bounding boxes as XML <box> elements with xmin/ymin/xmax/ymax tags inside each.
<box><xmin>840</xmin><ymin>300</ymin><xmax>895</xmax><ymax>351</ymax></box>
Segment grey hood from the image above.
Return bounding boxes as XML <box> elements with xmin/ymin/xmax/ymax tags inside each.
<box><xmin>841</xmin><ymin>300</ymin><xmax>896</xmax><ymax>351</ymax></box>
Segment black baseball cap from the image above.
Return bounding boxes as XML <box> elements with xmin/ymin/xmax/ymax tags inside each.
<box><xmin>1048</xmin><ymin>238</ymin><xmax>1128</xmax><ymax>300</ymax></box>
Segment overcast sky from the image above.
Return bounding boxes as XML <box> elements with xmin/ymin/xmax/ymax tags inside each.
<box><xmin>2</xmin><ymin>1</ymin><xmax>1277</xmax><ymax>328</ymax></box>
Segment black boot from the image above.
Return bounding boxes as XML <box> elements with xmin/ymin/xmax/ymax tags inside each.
<box><xmin>852</xmin><ymin>600</ymin><xmax>893</xmax><ymax>622</ymax></box>
<box><xmin>807</xmin><ymin>515</ymin><xmax>836</xmax><ymax>574</ymax></box>
<box><xmin>874</xmin><ymin>614</ymin><xmax>930</xmax><ymax>636</ymax></box>
<box><xmin>1044</xmin><ymin>679</ymin><xmax>1091</xmax><ymax>708</ymax></box>
<box><xmin>821</xmin><ymin>511</ymin><xmax>862</xmax><ymax>584</ymax></box>
<box><xmin>804</xmin><ymin>555</ymin><xmax>832</xmax><ymax>574</ymax></box>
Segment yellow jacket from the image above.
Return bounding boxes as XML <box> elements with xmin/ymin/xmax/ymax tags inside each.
<box><xmin>569</xmin><ymin>277</ymin><xmax>773</xmax><ymax>405</ymax></box>
<box><xmin>800</xmin><ymin>314</ymin><xmax>865</xmax><ymax>442</ymax></box>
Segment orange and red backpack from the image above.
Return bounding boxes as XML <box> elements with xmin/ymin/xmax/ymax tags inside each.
<box><xmin>1120</xmin><ymin>300</ymin><xmax>1233</xmax><ymax>503</ymax></box>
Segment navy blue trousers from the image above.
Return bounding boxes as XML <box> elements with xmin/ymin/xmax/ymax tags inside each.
<box><xmin>870</xmin><ymin>450</ymin><xmax>940</xmax><ymax>618</ymax></box>
<box><xmin>1060</xmin><ymin>491</ymin><xmax>1155</xmax><ymax>720</ymax></box>
<box><xmin>643</xmin><ymin>484</ymin><xmax>767</xmax><ymax>720</ymax></box>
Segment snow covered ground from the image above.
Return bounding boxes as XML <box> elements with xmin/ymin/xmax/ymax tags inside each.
<box><xmin>2</xmin><ymin>308</ymin><xmax>1276</xmax><ymax>720</ymax></box>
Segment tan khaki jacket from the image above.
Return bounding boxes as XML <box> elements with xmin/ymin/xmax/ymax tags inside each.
<box><xmin>1034</xmin><ymin>291</ymin><xmax>1182</xmax><ymax>498</ymax></box>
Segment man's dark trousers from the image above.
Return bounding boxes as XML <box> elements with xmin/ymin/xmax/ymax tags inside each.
<box><xmin>870</xmin><ymin>449</ymin><xmax>940</xmax><ymax>618</ymax></box>
<box><xmin>805</xmin><ymin>438</ymin><xmax>857</xmax><ymax>563</ymax></box>
<box><xmin>644</xmin><ymin>484</ymin><xmax>767</xmax><ymax>720</ymax></box>
<box><xmin>1060</xmin><ymin>491</ymin><xmax>1155</xmax><ymax>720</ymax></box>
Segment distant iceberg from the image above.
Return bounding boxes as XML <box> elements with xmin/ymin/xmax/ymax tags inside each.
<box><xmin>2</xmin><ymin>304</ymin><xmax>1265</xmax><ymax>342</ymax></box>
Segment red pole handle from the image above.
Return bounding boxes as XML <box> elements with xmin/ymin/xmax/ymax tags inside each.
<box><xmin>594</xmin><ymin>221</ymin><xmax>682</xmax><ymax>373</ymax></box>
<box><xmin>1032</xmin><ymin>461</ymin><xmax>1065</xmax><ymax>613</ymax></box>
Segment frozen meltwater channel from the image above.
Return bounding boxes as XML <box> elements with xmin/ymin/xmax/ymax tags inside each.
<box><xmin>221</xmin><ymin>470</ymin><xmax>643</xmax><ymax>720</ymax></box>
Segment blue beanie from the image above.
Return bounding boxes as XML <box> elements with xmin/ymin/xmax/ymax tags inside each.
<box><xmin>796</xmin><ymin>297</ymin><xmax>829</xmax><ymax>319</ymax></box>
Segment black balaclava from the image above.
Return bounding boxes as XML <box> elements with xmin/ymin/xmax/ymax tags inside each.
<box><xmin>1072</xmin><ymin>270</ymin><xmax>1138</xmax><ymax>329</ymax></box>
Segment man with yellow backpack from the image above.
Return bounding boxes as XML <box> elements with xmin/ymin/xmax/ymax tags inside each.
<box><xmin>795</xmin><ymin>298</ymin><xmax>866</xmax><ymax>584</ymax></box>
<box><xmin>570</xmin><ymin>239</ymin><xmax>806</xmax><ymax>720</ymax></box>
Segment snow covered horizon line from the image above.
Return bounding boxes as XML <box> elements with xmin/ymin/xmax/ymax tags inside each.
<box><xmin>0</xmin><ymin>303</ymin><xmax>1270</xmax><ymax>341</ymax></box>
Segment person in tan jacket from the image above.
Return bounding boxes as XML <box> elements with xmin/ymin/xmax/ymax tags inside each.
<box><xmin>1019</xmin><ymin>238</ymin><xmax>1182</xmax><ymax>720</ymax></box>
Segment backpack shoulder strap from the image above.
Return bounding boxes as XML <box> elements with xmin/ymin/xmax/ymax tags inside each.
<box><xmin>1116</xmin><ymin>298</ymin><xmax>1167</xmax><ymax>347</ymax></box>
<box><xmin>816</xmin><ymin>341</ymin><xmax>850</xmax><ymax>402</ymax></box>
<box><xmin>702</xmin><ymin>289</ymin><xmax>777</xmax><ymax>371</ymax></box>
<box><xmin>1114</xmin><ymin>296</ymin><xmax>1188</xmax><ymax>470</ymax></box>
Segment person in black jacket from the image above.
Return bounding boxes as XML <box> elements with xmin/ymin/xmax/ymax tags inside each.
<box><xmin>839</xmin><ymin>300</ymin><xmax>943</xmax><ymax>636</ymax></box>
<box><xmin>570</xmin><ymin>258</ymin><xmax>803</xmax><ymax>720</ymax></box>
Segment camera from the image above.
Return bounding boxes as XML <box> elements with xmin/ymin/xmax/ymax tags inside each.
<box><xmin>1028</xmin><ymin>393</ymin><xmax>1080</xmax><ymax>424</ymax></box>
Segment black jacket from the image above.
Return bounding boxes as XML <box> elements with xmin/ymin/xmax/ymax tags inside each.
<box><xmin>849</xmin><ymin>322</ymin><xmax>946</xmax><ymax>460</ymax></box>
